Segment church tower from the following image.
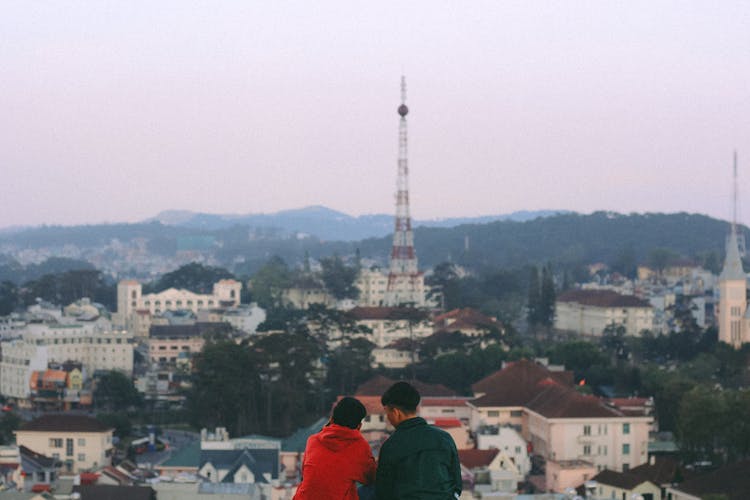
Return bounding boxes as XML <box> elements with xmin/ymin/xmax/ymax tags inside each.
<box><xmin>718</xmin><ymin>152</ymin><xmax>748</xmax><ymax>348</ymax></box>
<box><xmin>384</xmin><ymin>76</ymin><xmax>425</xmax><ymax>307</ymax></box>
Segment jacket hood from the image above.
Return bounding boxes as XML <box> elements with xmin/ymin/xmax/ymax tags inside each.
<box><xmin>314</xmin><ymin>423</ymin><xmax>363</xmax><ymax>452</ymax></box>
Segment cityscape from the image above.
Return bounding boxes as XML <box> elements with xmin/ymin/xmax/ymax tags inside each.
<box><xmin>2</xmin><ymin>3</ymin><xmax>750</xmax><ymax>500</ymax></box>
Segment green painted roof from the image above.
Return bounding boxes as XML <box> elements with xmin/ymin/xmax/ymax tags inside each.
<box><xmin>282</xmin><ymin>417</ymin><xmax>327</xmax><ymax>452</ymax></box>
<box><xmin>160</xmin><ymin>440</ymin><xmax>200</xmax><ymax>467</ymax></box>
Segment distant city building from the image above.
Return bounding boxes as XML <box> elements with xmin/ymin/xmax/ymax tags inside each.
<box><xmin>14</xmin><ymin>415</ymin><xmax>114</xmax><ymax>474</ymax></box>
<box><xmin>116</xmin><ymin>279</ymin><xmax>241</xmax><ymax>318</ymax></box>
<box><xmin>346</xmin><ymin>306</ymin><xmax>432</xmax><ymax>348</ymax></box>
<box><xmin>555</xmin><ymin>289</ymin><xmax>654</xmax><ymax>337</ymax></box>
<box><xmin>0</xmin><ymin>320</ymin><xmax>133</xmax><ymax>403</ymax></box>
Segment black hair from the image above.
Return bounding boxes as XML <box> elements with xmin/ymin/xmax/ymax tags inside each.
<box><xmin>381</xmin><ymin>381</ymin><xmax>420</xmax><ymax>413</ymax></box>
<box><xmin>332</xmin><ymin>397</ymin><xmax>367</xmax><ymax>429</ymax></box>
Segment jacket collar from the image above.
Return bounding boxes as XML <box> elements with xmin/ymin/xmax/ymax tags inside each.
<box><xmin>396</xmin><ymin>416</ymin><xmax>426</xmax><ymax>430</ymax></box>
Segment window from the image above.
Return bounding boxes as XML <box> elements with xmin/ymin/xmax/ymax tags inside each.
<box><xmin>622</xmin><ymin>463</ymin><xmax>630</xmax><ymax>472</ymax></box>
<box><xmin>583</xmin><ymin>445</ymin><xmax>591</xmax><ymax>455</ymax></box>
<box><xmin>623</xmin><ymin>422</ymin><xmax>630</xmax><ymax>434</ymax></box>
<box><xmin>510</xmin><ymin>410</ymin><xmax>522</xmax><ymax>417</ymax></box>
<box><xmin>622</xmin><ymin>443</ymin><xmax>630</xmax><ymax>455</ymax></box>
<box><xmin>515</xmin><ymin>446</ymin><xmax>521</xmax><ymax>454</ymax></box>
<box><xmin>487</xmin><ymin>411</ymin><xmax>500</xmax><ymax>418</ymax></box>
<box><xmin>78</xmin><ymin>438</ymin><xmax>86</xmax><ymax>446</ymax></box>
<box><xmin>66</xmin><ymin>438</ymin><xmax>74</xmax><ymax>456</ymax></box>
<box><xmin>78</xmin><ymin>453</ymin><xmax>86</xmax><ymax>462</ymax></box>
<box><xmin>583</xmin><ymin>425</ymin><xmax>591</xmax><ymax>436</ymax></box>
<box><xmin>49</xmin><ymin>438</ymin><xmax>63</xmax><ymax>448</ymax></box>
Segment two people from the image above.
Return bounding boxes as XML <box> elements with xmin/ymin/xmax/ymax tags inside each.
<box><xmin>295</xmin><ymin>381</ymin><xmax>462</xmax><ymax>499</ymax></box>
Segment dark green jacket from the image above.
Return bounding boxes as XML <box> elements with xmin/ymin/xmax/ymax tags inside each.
<box><xmin>375</xmin><ymin>417</ymin><xmax>462</xmax><ymax>500</ymax></box>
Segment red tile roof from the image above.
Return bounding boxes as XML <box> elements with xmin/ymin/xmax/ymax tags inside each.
<box><xmin>432</xmin><ymin>418</ymin><xmax>462</xmax><ymax>428</ymax></box>
<box><xmin>421</xmin><ymin>397</ymin><xmax>471</xmax><ymax>407</ymax></box>
<box><xmin>557</xmin><ymin>289</ymin><xmax>650</xmax><ymax>308</ymax></box>
<box><xmin>525</xmin><ymin>384</ymin><xmax>624</xmax><ymax>419</ymax></box>
<box><xmin>20</xmin><ymin>414</ymin><xmax>113</xmax><ymax>433</ymax></box>
<box><xmin>354</xmin><ymin>375</ymin><xmax>457</xmax><ymax>398</ymax></box>
<box><xmin>458</xmin><ymin>449</ymin><xmax>499</xmax><ymax>469</ymax></box>
<box><xmin>470</xmin><ymin>359</ymin><xmax>573</xmax><ymax>407</ymax></box>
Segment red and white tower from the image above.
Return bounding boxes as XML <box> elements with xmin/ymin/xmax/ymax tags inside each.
<box><xmin>385</xmin><ymin>76</ymin><xmax>425</xmax><ymax>307</ymax></box>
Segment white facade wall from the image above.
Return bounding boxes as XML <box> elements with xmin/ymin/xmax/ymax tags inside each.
<box><xmin>117</xmin><ymin>280</ymin><xmax>241</xmax><ymax>316</ymax></box>
<box><xmin>526</xmin><ymin>412</ymin><xmax>651</xmax><ymax>473</ymax></box>
<box><xmin>0</xmin><ymin>322</ymin><xmax>133</xmax><ymax>401</ymax></box>
<box><xmin>476</xmin><ymin>427</ymin><xmax>531</xmax><ymax>477</ymax></box>
<box><xmin>352</xmin><ymin>318</ymin><xmax>432</xmax><ymax>348</ymax></box>
<box><xmin>555</xmin><ymin>302</ymin><xmax>654</xmax><ymax>337</ymax></box>
<box><xmin>356</xmin><ymin>269</ymin><xmax>389</xmax><ymax>307</ymax></box>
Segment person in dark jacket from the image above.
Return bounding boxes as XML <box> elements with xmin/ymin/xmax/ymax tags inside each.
<box><xmin>294</xmin><ymin>397</ymin><xmax>376</xmax><ymax>500</ymax></box>
<box><xmin>375</xmin><ymin>382</ymin><xmax>462</xmax><ymax>499</ymax></box>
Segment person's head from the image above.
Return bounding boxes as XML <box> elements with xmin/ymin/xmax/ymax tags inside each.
<box><xmin>381</xmin><ymin>381</ymin><xmax>420</xmax><ymax>427</ymax></box>
<box><xmin>331</xmin><ymin>397</ymin><xmax>367</xmax><ymax>429</ymax></box>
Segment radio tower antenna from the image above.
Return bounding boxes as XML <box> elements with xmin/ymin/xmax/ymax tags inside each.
<box><xmin>385</xmin><ymin>76</ymin><xmax>422</xmax><ymax>307</ymax></box>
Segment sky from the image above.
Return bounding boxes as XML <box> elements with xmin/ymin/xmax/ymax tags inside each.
<box><xmin>2</xmin><ymin>1</ymin><xmax>750</xmax><ymax>228</ymax></box>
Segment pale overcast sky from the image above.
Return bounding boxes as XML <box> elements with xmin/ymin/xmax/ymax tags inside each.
<box><xmin>2</xmin><ymin>1</ymin><xmax>749</xmax><ymax>228</ymax></box>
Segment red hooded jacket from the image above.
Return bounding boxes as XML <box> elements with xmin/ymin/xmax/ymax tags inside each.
<box><xmin>294</xmin><ymin>423</ymin><xmax>376</xmax><ymax>500</ymax></box>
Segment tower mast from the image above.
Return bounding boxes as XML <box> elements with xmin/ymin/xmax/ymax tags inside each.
<box><xmin>385</xmin><ymin>76</ymin><xmax>422</xmax><ymax>307</ymax></box>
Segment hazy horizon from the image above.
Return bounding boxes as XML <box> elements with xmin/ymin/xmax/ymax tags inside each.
<box><xmin>3</xmin><ymin>2</ymin><xmax>749</xmax><ymax>228</ymax></box>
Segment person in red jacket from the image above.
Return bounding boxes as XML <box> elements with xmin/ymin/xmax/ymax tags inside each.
<box><xmin>294</xmin><ymin>397</ymin><xmax>376</xmax><ymax>499</ymax></box>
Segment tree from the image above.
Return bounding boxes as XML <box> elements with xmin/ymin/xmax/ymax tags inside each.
<box><xmin>526</xmin><ymin>266</ymin><xmax>540</xmax><ymax>328</ymax></box>
<box><xmin>538</xmin><ymin>264</ymin><xmax>556</xmax><ymax>328</ymax></box>
<box><xmin>187</xmin><ymin>340</ymin><xmax>262</xmax><ymax>436</ymax></box>
<box><xmin>320</xmin><ymin>255</ymin><xmax>359</xmax><ymax>300</ymax></box>
<box><xmin>97</xmin><ymin>412</ymin><xmax>133</xmax><ymax>439</ymax></box>
<box><xmin>147</xmin><ymin>262</ymin><xmax>235</xmax><ymax>294</ymax></box>
<box><xmin>249</xmin><ymin>256</ymin><xmax>292</xmax><ymax>309</ymax></box>
<box><xmin>0</xmin><ymin>281</ymin><xmax>18</xmax><ymax>315</ymax></box>
<box><xmin>0</xmin><ymin>412</ymin><xmax>21</xmax><ymax>445</ymax></box>
<box><xmin>94</xmin><ymin>371</ymin><xmax>143</xmax><ymax>412</ymax></box>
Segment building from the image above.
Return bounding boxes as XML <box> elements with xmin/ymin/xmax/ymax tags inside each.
<box><xmin>555</xmin><ymin>289</ymin><xmax>654</xmax><ymax>337</ymax></box>
<box><xmin>590</xmin><ymin>456</ymin><xmax>678</xmax><ymax>500</ymax></box>
<box><xmin>0</xmin><ymin>320</ymin><xmax>133</xmax><ymax>403</ymax></box>
<box><xmin>433</xmin><ymin>308</ymin><xmax>503</xmax><ymax>337</ymax></box>
<box><xmin>116</xmin><ymin>279</ymin><xmax>241</xmax><ymax>318</ymax></box>
<box><xmin>468</xmin><ymin>359</ymin><xmax>652</xmax><ymax>491</ymax></box>
<box><xmin>14</xmin><ymin>415</ymin><xmax>114</xmax><ymax>474</ymax></box>
<box><xmin>356</xmin><ymin>268</ymin><xmax>390</xmax><ymax>307</ymax></box>
<box><xmin>475</xmin><ymin>426</ymin><xmax>531</xmax><ymax>479</ymax></box>
<box><xmin>469</xmin><ymin>359</ymin><xmax>573</xmax><ymax>432</ymax></box>
<box><xmin>458</xmin><ymin>448</ymin><xmax>520</xmax><ymax>496</ymax></box>
<box><xmin>666</xmin><ymin>459</ymin><xmax>750</xmax><ymax>500</ymax></box>
<box><xmin>346</xmin><ymin>307</ymin><xmax>432</xmax><ymax>348</ymax></box>
<box><xmin>717</xmin><ymin>226</ymin><xmax>749</xmax><ymax>348</ymax></box>
<box><xmin>198</xmin><ymin>427</ymin><xmax>280</xmax><ymax>486</ymax></box>
<box><xmin>147</xmin><ymin>324</ymin><xmax>209</xmax><ymax>366</ymax></box>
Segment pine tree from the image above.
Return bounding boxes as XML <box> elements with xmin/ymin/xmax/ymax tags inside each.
<box><xmin>539</xmin><ymin>264</ymin><xmax>556</xmax><ymax>328</ymax></box>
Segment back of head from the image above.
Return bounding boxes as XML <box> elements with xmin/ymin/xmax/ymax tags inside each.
<box><xmin>381</xmin><ymin>381</ymin><xmax>420</xmax><ymax>413</ymax></box>
<box><xmin>332</xmin><ymin>397</ymin><xmax>367</xmax><ymax>429</ymax></box>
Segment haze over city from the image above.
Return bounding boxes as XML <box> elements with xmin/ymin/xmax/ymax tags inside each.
<box><xmin>2</xmin><ymin>1</ymin><xmax>750</xmax><ymax>228</ymax></box>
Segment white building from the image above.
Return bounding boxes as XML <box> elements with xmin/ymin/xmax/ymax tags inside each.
<box><xmin>475</xmin><ymin>426</ymin><xmax>531</xmax><ymax>479</ymax></box>
<box><xmin>117</xmin><ymin>279</ymin><xmax>241</xmax><ymax>317</ymax></box>
<box><xmin>0</xmin><ymin>319</ymin><xmax>133</xmax><ymax>402</ymax></box>
<box><xmin>346</xmin><ymin>307</ymin><xmax>432</xmax><ymax>348</ymax></box>
<box><xmin>555</xmin><ymin>289</ymin><xmax>654</xmax><ymax>337</ymax></box>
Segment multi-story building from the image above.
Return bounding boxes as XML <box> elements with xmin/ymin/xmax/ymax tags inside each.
<box><xmin>116</xmin><ymin>279</ymin><xmax>241</xmax><ymax>318</ymax></box>
<box><xmin>555</xmin><ymin>289</ymin><xmax>654</xmax><ymax>337</ymax></box>
<box><xmin>0</xmin><ymin>320</ymin><xmax>133</xmax><ymax>403</ymax></box>
<box><xmin>346</xmin><ymin>307</ymin><xmax>432</xmax><ymax>348</ymax></box>
<box><xmin>147</xmin><ymin>324</ymin><xmax>207</xmax><ymax>365</ymax></box>
<box><xmin>355</xmin><ymin>268</ymin><xmax>390</xmax><ymax>307</ymax></box>
<box><xmin>14</xmin><ymin>415</ymin><xmax>114</xmax><ymax>474</ymax></box>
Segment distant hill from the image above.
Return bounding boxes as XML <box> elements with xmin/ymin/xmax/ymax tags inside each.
<box><xmin>0</xmin><ymin>210</ymin><xmax>739</xmax><ymax>277</ymax></box>
<box><xmin>145</xmin><ymin>206</ymin><xmax>566</xmax><ymax>241</ymax></box>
